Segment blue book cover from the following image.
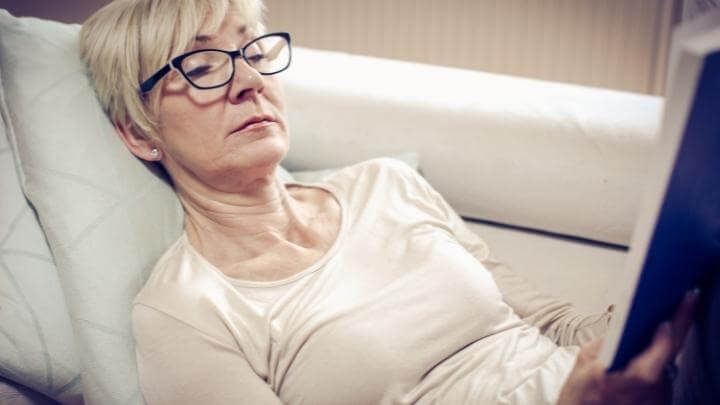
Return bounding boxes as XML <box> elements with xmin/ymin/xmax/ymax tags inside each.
<box><xmin>600</xmin><ymin>12</ymin><xmax>720</xmax><ymax>371</ymax></box>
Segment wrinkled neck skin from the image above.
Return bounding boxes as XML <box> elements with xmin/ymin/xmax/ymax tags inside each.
<box><xmin>174</xmin><ymin>167</ymin><xmax>313</xmax><ymax>263</ymax></box>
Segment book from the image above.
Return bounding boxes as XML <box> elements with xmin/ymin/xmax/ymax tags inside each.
<box><xmin>599</xmin><ymin>10</ymin><xmax>720</xmax><ymax>371</ymax></box>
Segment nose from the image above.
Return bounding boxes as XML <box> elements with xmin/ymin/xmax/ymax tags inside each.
<box><xmin>228</xmin><ymin>56</ymin><xmax>264</xmax><ymax>103</ymax></box>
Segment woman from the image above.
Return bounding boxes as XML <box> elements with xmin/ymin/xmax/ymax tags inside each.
<box><xmin>79</xmin><ymin>1</ymin><xmax>695</xmax><ymax>404</ymax></box>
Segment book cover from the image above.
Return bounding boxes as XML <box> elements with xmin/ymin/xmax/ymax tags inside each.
<box><xmin>600</xmin><ymin>11</ymin><xmax>720</xmax><ymax>371</ymax></box>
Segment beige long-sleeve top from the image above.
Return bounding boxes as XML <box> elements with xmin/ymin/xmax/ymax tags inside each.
<box><xmin>133</xmin><ymin>158</ymin><xmax>610</xmax><ymax>405</ymax></box>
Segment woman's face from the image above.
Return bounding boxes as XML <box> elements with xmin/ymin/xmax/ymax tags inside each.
<box><xmin>154</xmin><ymin>9</ymin><xmax>289</xmax><ymax>192</ymax></box>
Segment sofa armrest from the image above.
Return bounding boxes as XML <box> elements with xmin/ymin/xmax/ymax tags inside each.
<box><xmin>281</xmin><ymin>47</ymin><xmax>664</xmax><ymax>246</ymax></box>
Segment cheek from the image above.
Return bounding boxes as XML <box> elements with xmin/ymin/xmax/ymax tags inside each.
<box><xmin>163</xmin><ymin>71</ymin><xmax>188</xmax><ymax>93</ymax></box>
<box><xmin>158</xmin><ymin>85</ymin><xmax>225</xmax><ymax>130</ymax></box>
<box><xmin>156</xmin><ymin>96</ymin><xmax>219</xmax><ymax>157</ymax></box>
<box><xmin>158</xmin><ymin>99</ymin><xmax>194</xmax><ymax>135</ymax></box>
<box><xmin>264</xmin><ymin>78</ymin><xmax>288</xmax><ymax>129</ymax></box>
<box><xmin>265</xmin><ymin>77</ymin><xmax>286</xmax><ymax>112</ymax></box>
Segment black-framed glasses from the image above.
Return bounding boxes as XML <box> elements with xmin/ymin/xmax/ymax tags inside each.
<box><xmin>139</xmin><ymin>32</ymin><xmax>291</xmax><ymax>94</ymax></box>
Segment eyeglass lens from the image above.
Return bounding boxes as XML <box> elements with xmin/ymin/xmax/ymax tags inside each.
<box><xmin>180</xmin><ymin>35</ymin><xmax>290</xmax><ymax>88</ymax></box>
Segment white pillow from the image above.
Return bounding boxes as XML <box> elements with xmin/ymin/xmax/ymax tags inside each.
<box><xmin>0</xmin><ymin>10</ymin><xmax>182</xmax><ymax>404</ymax></box>
<box><xmin>0</xmin><ymin>74</ymin><xmax>82</xmax><ymax>404</ymax></box>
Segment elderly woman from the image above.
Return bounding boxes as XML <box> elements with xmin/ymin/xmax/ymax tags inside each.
<box><xmin>79</xmin><ymin>0</ymin><xmax>694</xmax><ymax>404</ymax></box>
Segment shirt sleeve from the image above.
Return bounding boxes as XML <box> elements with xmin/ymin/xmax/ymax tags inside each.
<box><xmin>399</xmin><ymin>163</ymin><xmax>612</xmax><ymax>346</ymax></box>
<box><xmin>132</xmin><ymin>304</ymin><xmax>283</xmax><ymax>405</ymax></box>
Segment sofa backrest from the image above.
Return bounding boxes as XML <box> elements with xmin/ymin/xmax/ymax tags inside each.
<box><xmin>281</xmin><ymin>48</ymin><xmax>664</xmax><ymax>246</ymax></box>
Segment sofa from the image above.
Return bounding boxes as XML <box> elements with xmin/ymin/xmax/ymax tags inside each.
<box><xmin>0</xmin><ymin>10</ymin><xmax>663</xmax><ymax>405</ymax></box>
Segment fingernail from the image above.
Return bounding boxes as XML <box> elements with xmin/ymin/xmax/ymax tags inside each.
<box><xmin>685</xmin><ymin>288</ymin><xmax>700</xmax><ymax>301</ymax></box>
<box><xmin>658</xmin><ymin>321</ymin><xmax>672</xmax><ymax>337</ymax></box>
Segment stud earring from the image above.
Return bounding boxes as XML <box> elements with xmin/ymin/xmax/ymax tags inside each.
<box><xmin>150</xmin><ymin>148</ymin><xmax>159</xmax><ymax>159</ymax></box>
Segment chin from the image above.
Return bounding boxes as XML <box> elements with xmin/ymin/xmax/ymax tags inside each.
<box><xmin>208</xmin><ymin>157</ymin><xmax>284</xmax><ymax>193</ymax></box>
<box><xmin>225</xmin><ymin>137</ymin><xmax>287</xmax><ymax>181</ymax></box>
<box><xmin>247</xmin><ymin>135</ymin><xmax>288</xmax><ymax>169</ymax></box>
<box><xmin>207</xmin><ymin>130</ymin><xmax>288</xmax><ymax>189</ymax></box>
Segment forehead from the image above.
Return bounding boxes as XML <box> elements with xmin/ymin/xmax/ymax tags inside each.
<box><xmin>194</xmin><ymin>9</ymin><xmax>256</xmax><ymax>48</ymax></box>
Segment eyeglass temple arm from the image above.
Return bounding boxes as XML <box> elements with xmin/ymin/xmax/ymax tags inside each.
<box><xmin>139</xmin><ymin>64</ymin><xmax>172</xmax><ymax>94</ymax></box>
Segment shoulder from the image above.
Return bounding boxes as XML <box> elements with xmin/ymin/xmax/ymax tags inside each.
<box><xmin>349</xmin><ymin>156</ymin><xmax>417</xmax><ymax>177</ymax></box>
<box><xmin>133</xmin><ymin>235</ymin><xmax>190</xmax><ymax>309</ymax></box>
<box><xmin>325</xmin><ymin>157</ymin><xmax>423</xmax><ymax>193</ymax></box>
<box><xmin>132</xmin><ymin>235</ymin><xmax>235</xmax><ymax>343</ymax></box>
<box><xmin>319</xmin><ymin>157</ymin><xmax>447</xmax><ymax>224</ymax></box>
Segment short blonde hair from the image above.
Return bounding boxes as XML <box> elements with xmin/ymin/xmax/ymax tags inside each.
<box><xmin>80</xmin><ymin>0</ymin><xmax>265</xmax><ymax>139</ymax></box>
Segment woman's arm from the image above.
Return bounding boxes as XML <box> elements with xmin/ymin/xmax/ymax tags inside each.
<box><xmin>470</xmin><ymin>246</ymin><xmax>612</xmax><ymax>346</ymax></box>
<box><xmin>403</xmin><ymin>163</ymin><xmax>611</xmax><ymax>345</ymax></box>
<box><xmin>133</xmin><ymin>305</ymin><xmax>282</xmax><ymax>405</ymax></box>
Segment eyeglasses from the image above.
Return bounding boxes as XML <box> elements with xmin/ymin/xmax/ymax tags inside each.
<box><xmin>139</xmin><ymin>32</ymin><xmax>291</xmax><ymax>94</ymax></box>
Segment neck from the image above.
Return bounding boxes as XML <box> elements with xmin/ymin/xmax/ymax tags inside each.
<box><xmin>175</xmin><ymin>168</ymin><xmax>312</xmax><ymax>261</ymax></box>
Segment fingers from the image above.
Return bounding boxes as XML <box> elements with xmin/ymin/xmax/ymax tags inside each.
<box><xmin>577</xmin><ymin>339</ymin><xmax>603</xmax><ymax>364</ymax></box>
<box><xmin>558</xmin><ymin>292</ymin><xmax>699</xmax><ymax>405</ymax></box>
<box><xmin>625</xmin><ymin>322</ymin><xmax>674</xmax><ymax>383</ymax></box>
<box><xmin>603</xmin><ymin>325</ymin><xmax>674</xmax><ymax>405</ymax></box>
<box><xmin>624</xmin><ymin>289</ymin><xmax>700</xmax><ymax>384</ymax></box>
<box><xmin>573</xmin><ymin>362</ymin><xmax>606</xmax><ymax>404</ymax></box>
<box><xmin>557</xmin><ymin>347</ymin><xmax>606</xmax><ymax>405</ymax></box>
<box><xmin>670</xmin><ymin>289</ymin><xmax>699</xmax><ymax>352</ymax></box>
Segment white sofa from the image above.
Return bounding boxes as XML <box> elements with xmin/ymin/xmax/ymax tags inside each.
<box><xmin>0</xmin><ymin>16</ymin><xmax>663</xmax><ymax>403</ymax></box>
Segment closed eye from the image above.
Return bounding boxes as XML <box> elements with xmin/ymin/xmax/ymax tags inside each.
<box><xmin>185</xmin><ymin>64</ymin><xmax>212</xmax><ymax>78</ymax></box>
<box><xmin>247</xmin><ymin>54</ymin><xmax>266</xmax><ymax>64</ymax></box>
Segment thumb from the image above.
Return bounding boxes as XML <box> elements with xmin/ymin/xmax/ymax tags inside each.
<box><xmin>578</xmin><ymin>339</ymin><xmax>603</xmax><ymax>364</ymax></box>
<box><xmin>558</xmin><ymin>352</ymin><xmax>605</xmax><ymax>405</ymax></box>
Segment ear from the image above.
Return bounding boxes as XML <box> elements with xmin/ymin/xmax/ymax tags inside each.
<box><xmin>114</xmin><ymin>121</ymin><xmax>161</xmax><ymax>161</ymax></box>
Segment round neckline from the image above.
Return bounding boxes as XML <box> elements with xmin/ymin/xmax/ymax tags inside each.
<box><xmin>182</xmin><ymin>180</ymin><xmax>347</xmax><ymax>288</ymax></box>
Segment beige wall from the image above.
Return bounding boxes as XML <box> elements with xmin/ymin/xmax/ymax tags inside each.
<box><xmin>265</xmin><ymin>0</ymin><xmax>682</xmax><ymax>95</ymax></box>
<box><xmin>3</xmin><ymin>0</ymin><xmax>680</xmax><ymax>95</ymax></box>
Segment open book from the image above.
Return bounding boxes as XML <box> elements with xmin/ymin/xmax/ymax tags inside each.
<box><xmin>599</xmin><ymin>10</ymin><xmax>720</xmax><ymax>371</ymax></box>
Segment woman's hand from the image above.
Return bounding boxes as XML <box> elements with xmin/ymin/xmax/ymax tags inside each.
<box><xmin>557</xmin><ymin>290</ymin><xmax>698</xmax><ymax>405</ymax></box>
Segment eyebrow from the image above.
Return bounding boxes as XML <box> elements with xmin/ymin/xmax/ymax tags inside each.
<box><xmin>194</xmin><ymin>25</ymin><xmax>247</xmax><ymax>43</ymax></box>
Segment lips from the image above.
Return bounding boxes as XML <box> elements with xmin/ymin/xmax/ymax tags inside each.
<box><xmin>231</xmin><ymin>114</ymin><xmax>276</xmax><ymax>135</ymax></box>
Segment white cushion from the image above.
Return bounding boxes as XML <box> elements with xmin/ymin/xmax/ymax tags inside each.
<box><xmin>0</xmin><ymin>10</ymin><xmax>182</xmax><ymax>404</ymax></box>
<box><xmin>0</xmin><ymin>78</ymin><xmax>82</xmax><ymax>403</ymax></box>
